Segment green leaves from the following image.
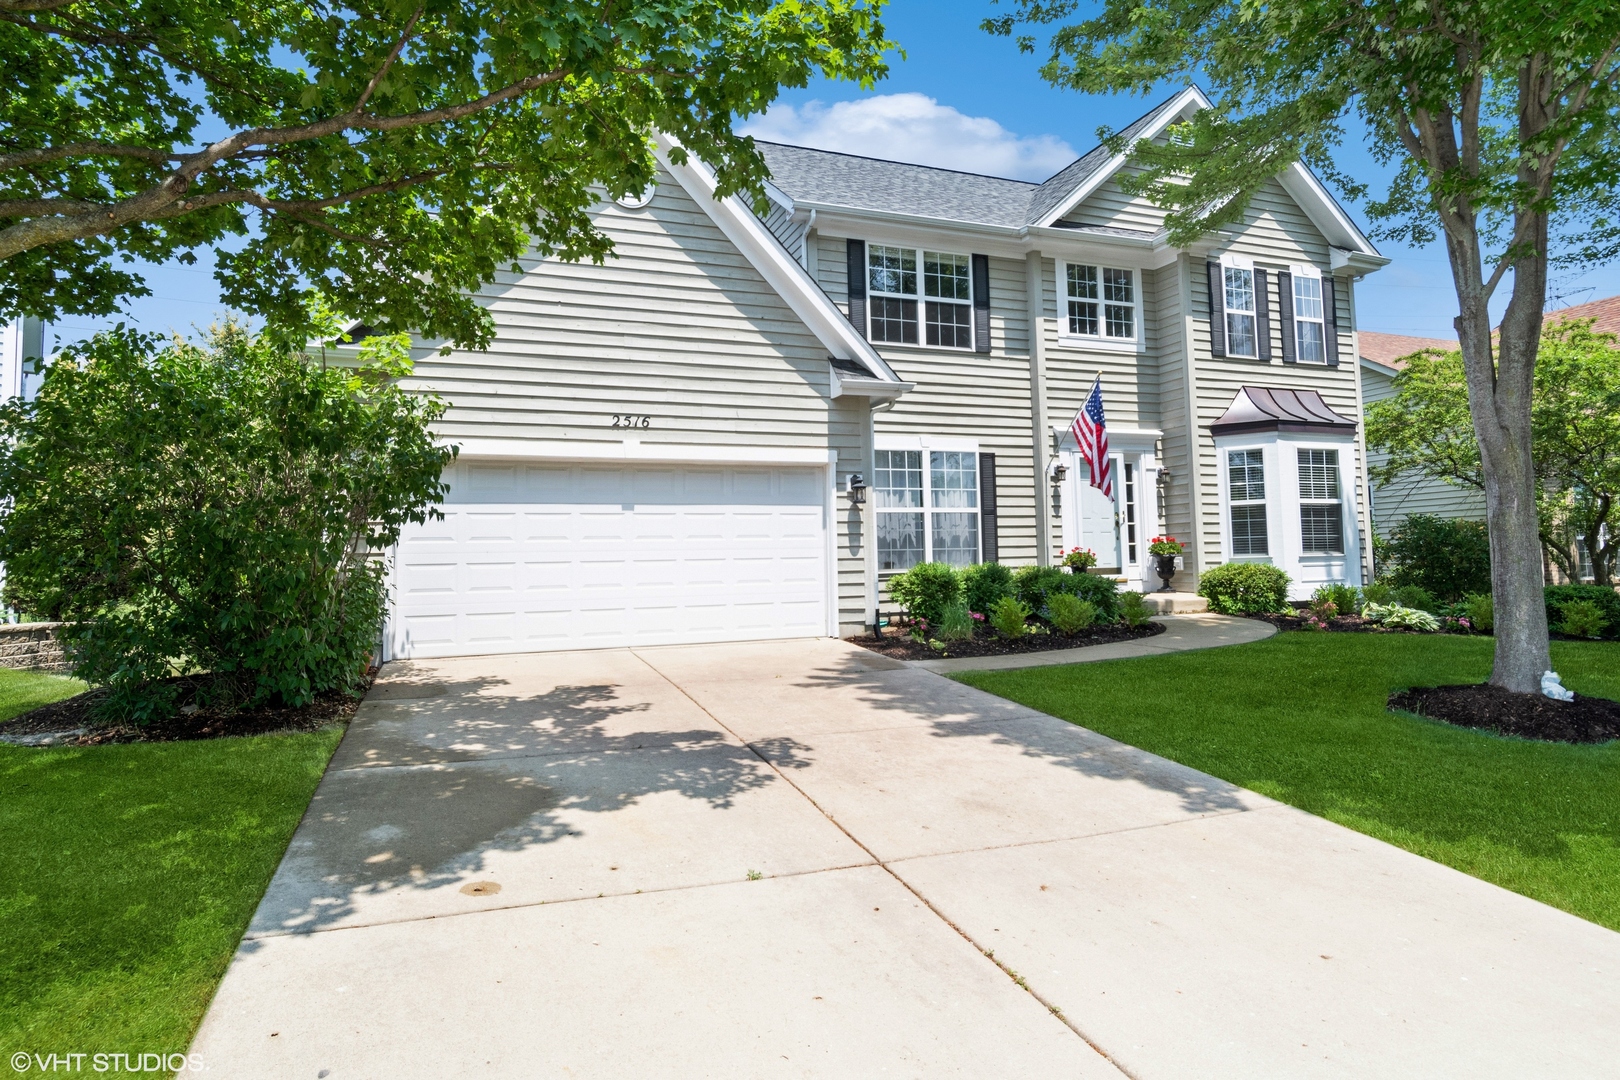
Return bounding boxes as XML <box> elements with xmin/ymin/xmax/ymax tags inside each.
<box><xmin>0</xmin><ymin>323</ymin><xmax>455</xmax><ymax>721</ymax></box>
<box><xmin>0</xmin><ymin>0</ymin><xmax>894</xmax><ymax>346</ymax></box>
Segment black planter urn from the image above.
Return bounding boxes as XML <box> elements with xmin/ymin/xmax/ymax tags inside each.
<box><xmin>1152</xmin><ymin>553</ymin><xmax>1178</xmax><ymax>592</ymax></box>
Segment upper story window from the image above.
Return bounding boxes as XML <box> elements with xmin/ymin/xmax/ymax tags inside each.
<box><xmin>869</xmin><ymin>246</ymin><xmax>972</xmax><ymax>349</ymax></box>
<box><xmin>1227</xmin><ymin>448</ymin><xmax>1268</xmax><ymax>556</ymax></box>
<box><xmin>1224</xmin><ymin>265</ymin><xmax>1258</xmax><ymax>358</ymax></box>
<box><xmin>875</xmin><ymin>447</ymin><xmax>980</xmax><ymax>570</ymax></box>
<box><xmin>1292</xmin><ymin>271</ymin><xmax>1327</xmax><ymax>363</ymax></box>
<box><xmin>1064</xmin><ymin>263</ymin><xmax>1137</xmax><ymax>340</ymax></box>
<box><xmin>1298</xmin><ymin>448</ymin><xmax>1345</xmax><ymax>553</ymax></box>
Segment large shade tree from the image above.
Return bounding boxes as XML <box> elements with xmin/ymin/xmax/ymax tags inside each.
<box><xmin>988</xmin><ymin>0</ymin><xmax>1620</xmax><ymax>692</ymax></box>
<box><xmin>0</xmin><ymin>0</ymin><xmax>892</xmax><ymax>347</ymax></box>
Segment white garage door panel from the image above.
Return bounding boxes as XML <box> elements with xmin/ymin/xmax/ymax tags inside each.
<box><xmin>391</xmin><ymin>462</ymin><xmax>830</xmax><ymax>658</ymax></box>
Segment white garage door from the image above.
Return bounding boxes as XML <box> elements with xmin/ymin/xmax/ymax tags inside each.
<box><xmin>390</xmin><ymin>459</ymin><xmax>830</xmax><ymax>658</ymax></box>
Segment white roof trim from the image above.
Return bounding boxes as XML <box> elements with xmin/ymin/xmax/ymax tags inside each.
<box><xmin>1035</xmin><ymin>85</ymin><xmax>1210</xmax><ymax>228</ymax></box>
<box><xmin>1277</xmin><ymin>162</ymin><xmax>1382</xmax><ymax>260</ymax></box>
<box><xmin>652</xmin><ymin>133</ymin><xmax>905</xmax><ymax>387</ymax></box>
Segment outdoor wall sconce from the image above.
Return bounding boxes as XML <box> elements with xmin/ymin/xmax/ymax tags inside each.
<box><xmin>1051</xmin><ymin>463</ymin><xmax>1068</xmax><ymax>483</ymax></box>
<box><xmin>847</xmin><ymin>473</ymin><xmax>867</xmax><ymax>505</ymax></box>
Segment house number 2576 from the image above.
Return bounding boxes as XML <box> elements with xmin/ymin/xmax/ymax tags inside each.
<box><xmin>610</xmin><ymin>414</ymin><xmax>652</xmax><ymax>429</ymax></box>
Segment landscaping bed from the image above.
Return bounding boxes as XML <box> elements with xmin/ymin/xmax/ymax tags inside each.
<box><xmin>856</xmin><ymin>619</ymin><xmax>1164</xmax><ymax>661</ymax></box>
<box><xmin>0</xmin><ymin>671</ymin><xmax>370</xmax><ymax>746</ymax></box>
<box><xmin>1390</xmin><ymin>683</ymin><xmax>1620</xmax><ymax>744</ymax></box>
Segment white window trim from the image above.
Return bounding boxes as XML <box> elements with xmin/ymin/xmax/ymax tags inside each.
<box><xmin>873</xmin><ymin>439</ymin><xmax>983</xmax><ymax>573</ymax></box>
<box><xmin>866</xmin><ymin>244</ymin><xmax>975</xmax><ymax>352</ymax></box>
<box><xmin>1296</xmin><ymin>447</ymin><xmax>1347</xmax><ymax>556</ymax></box>
<box><xmin>1056</xmin><ymin>260</ymin><xmax>1145</xmax><ymax>353</ymax></box>
<box><xmin>1222</xmin><ymin>444</ymin><xmax>1273</xmax><ymax>560</ymax></box>
<box><xmin>1289</xmin><ymin>263</ymin><xmax>1328</xmax><ymax>365</ymax></box>
<box><xmin>1219</xmin><ymin>254</ymin><xmax>1260</xmax><ymax>360</ymax></box>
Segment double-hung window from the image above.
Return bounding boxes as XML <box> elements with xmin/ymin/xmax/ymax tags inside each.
<box><xmin>875</xmin><ymin>448</ymin><xmax>980</xmax><ymax>570</ymax></box>
<box><xmin>1292</xmin><ymin>271</ymin><xmax>1327</xmax><ymax>363</ymax></box>
<box><xmin>1064</xmin><ymin>264</ymin><xmax>1136</xmax><ymax>340</ymax></box>
<box><xmin>1224</xmin><ymin>264</ymin><xmax>1258</xmax><ymax>358</ymax></box>
<box><xmin>1227</xmin><ymin>449</ymin><xmax>1269</xmax><ymax>556</ymax></box>
<box><xmin>1297</xmin><ymin>449</ymin><xmax>1345</xmax><ymax>553</ymax></box>
<box><xmin>869</xmin><ymin>246</ymin><xmax>972</xmax><ymax>348</ymax></box>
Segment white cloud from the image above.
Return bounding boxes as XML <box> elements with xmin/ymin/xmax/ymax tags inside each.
<box><xmin>739</xmin><ymin>93</ymin><xmax>1076</xmax><ymax>182</ymax></box>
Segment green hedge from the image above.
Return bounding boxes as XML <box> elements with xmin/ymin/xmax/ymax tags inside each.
<box><xmin>1545</xmin><ymin>584</ymin><xmax>1620</xmax><ymax>639</ymax></box>
<box><xmin>1011</xmin><ymin>565</ymin><xmax>1121</xmax><ymax>620</ymax></box>
<box><xmin>1197</xmin><ymin>562</ymin><xmax>1292</xmax><ymax>614</ymax></box>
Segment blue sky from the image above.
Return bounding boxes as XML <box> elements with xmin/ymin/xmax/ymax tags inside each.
<box><xmin>46</xmin><ymin>0</ymin><xmax>1620</xmax><ymax>348</ymax></box>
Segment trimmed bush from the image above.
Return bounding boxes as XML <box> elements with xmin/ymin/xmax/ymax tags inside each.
<box><xmin>1011</xmin><ymin>565</ymin><xmax>1121</xmax><ymax>620</ymax></box>
<box><xmin>1391</xmin><ymin>585</ymin><xmax>1438</xmax><ymax>613</ymax></box>
<box><xmin>1557</xmin><ymin>600</ymin><xmax>1611</xmax><ymax>639</ymax></box>
<box><xmin>1118</xmin><ymin>591</ymin><xmax>1153</xmax><ymax>627</ymax></box>
<box><xmin>988</xmin><ymin>596</ymin><xmax>1031</xmax><ymax>638</ymax></box>
<box><xmin>1361</xmin><ymin>581</ymin><xmax>1394</xmax><ymax>606</ymax></box>
<box><xmin>1383</xmin><ymin>515</ymin><xmax>1492</xmax><ymax>602</ymax></box>
<box><xmin>887</xmin><ymin>561</ymin><xmax>961</xmax><ymax>630</ymax></box>
<box><xmin>1197</xmin><ymin>562</ymin><xmax>1292</xmax><ymax>614</ymax></box>
<box><xmin>961</xmin><ymin>561</ymin><xmax>1014</xmax><ymax>615</ymax></box>
<box><xmin>1046</xmin><ymin>593</ymin><xmax>1099</xmax><ymax>634</ymax></box>
<box><xmin>1066</xmin><ymin>572</ymin><xmax>1122</xmax><ymax>621</ymax></box>
<box><xmin>1544</xmin><ymin>584</ymin><xmax>1620</xmax><ymax>640</ymax></box>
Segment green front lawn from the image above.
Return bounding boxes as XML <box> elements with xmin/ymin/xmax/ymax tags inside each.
<box><xmin>957</xmin><ymin>633</ymin><xmax>1620</xmax><ymax>931</ymax></box>
<box><xmin>0</xmin><ymin>672</ymin><xmax>341</xmax><ymax>1058</ymax></box>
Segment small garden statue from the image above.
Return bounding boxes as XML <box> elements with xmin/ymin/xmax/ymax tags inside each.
<box><xmin>1148</xmin><ymin>536</ymin><xmax>1183</xmax><ymax>592</ymax></box>
<box><xmin>1061</xmin><ymin>546</ymin><xmax>1098</xmax><ymax>573</ymax></box>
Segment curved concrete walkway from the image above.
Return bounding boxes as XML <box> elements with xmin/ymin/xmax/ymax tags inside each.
<box><xmin>912</xmin><ymin>612</ymin><xmax>1276</xmax><ymax>674</ymax></box>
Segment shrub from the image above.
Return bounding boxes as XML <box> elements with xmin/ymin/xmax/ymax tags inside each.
<box><xmin>1557</xmin><ymin>599</ymin><xmax>1611</xmax><ymax>639</ymax></box>
<box><xmin>0</xmin><ymin>324</ymin><xmax>453</xmax><ymax>723</ymax></box>
<box><xmin>1361</xmin><ymin>581</ymin><xmax>1394</xmax><ymax>606</ymax></box>
<box><xmin>1046</xmin><ymin>593</ymin><xmax>1099</xmax><ymax>634</ymax></box>
<box><xmin>1011</xmin><ymin>564</ymin><xmax>1121</xmax><ymax>621</ymax></box>
<box><xmin>1463</xmin><ymin>592</ymin><xmax>1494</xmax><ymax>633</ymax></box>
<box><xmin>1391</xmin><ymin>585</ymin><xmax>1438</xmax><ymax>613</ymax></box>
<box><xmin>1544</xmin><ymin>584</ymin><xmax>1620</xmax><ymax>640</ymax></box>
<box><xmin>988</xmin><ymin>596</ymin><xmax>1031</xmax><ymax>638</ymax></box>
<box><xmin>1312</xmin><ymin>583</ymin><xmax>1360</xmax><ymax>616</ymax></box>
<box><xmin>1383</xmin><ymin>515</ymin><xmax>1491</xmax><ymax>601</ymax></box>
<box><xmin>961</xmin><ymin>561</ymin><xmax>1014</xmax><ymax>616</ymax></box>
<box><xmin>1197</xmin><ymin>562</ymin><xmax>1292</xmax><ymax>614</ymax></box>
<box><xmin>935</xmin><ymin>602</ymin><xmax>975</xmax><ymax>643</ymax></box>
<box><xmin>888</xmin><ymin>562</ymin><xmax>961</xmax><ymax>629</ymax></box>
<box><xmin>1363</xmin><ymin>603</ymin><xmax>1441</xmax><ymax>632</ymax></box>
<box><xmin>1065</xmin><ymin>572</ymin><xmax>1122</xmax><ymax>621</ymax></box>
<box><xmin>1117</xmin><ymin>591</ymin><xmax>1153</xmax><ymax>627</ymax></box>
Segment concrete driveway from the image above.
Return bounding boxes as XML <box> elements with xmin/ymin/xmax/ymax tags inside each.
<box><xmin>192</xmin><ymin>638</ymin><xmax>1620</xmax><ymax>1078</ymax></box>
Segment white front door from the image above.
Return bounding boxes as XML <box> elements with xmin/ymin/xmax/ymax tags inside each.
<box><xmin>390</xmin><ymin>459</ymin><xmax>830</xmax><ymax>659</ymax></box>
<box><xmin>1076</xmin><ymin>459</ymin><xmax>1121</xmax><ymax>569</ymax></box>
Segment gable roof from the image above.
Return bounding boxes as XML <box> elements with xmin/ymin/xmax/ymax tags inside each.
<box><xmin>1359</xmin><ymin>330</ymin><xmax>1456</xmax><ymax>370</ymax></box>
<box><xmin>1210</xmin><ymin>386</ymin><xmax>1357</xmax><ymax>436</ymax></box>
<box><xmin>1546</xmin><ymin>294</ymin><xmax>1620</xmax><ymax>335</ymax></box>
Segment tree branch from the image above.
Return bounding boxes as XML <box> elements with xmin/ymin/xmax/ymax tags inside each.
<box><xmin>353</xmin><ymin>6</ymin><xmax>425</xmax><ymax>113</ymax></box>
<box><xmin>0</xmin><ymin>142</ymin><xmax>178</xmax><ymax>172</ymax></box>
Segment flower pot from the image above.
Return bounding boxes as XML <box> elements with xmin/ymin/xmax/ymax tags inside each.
<box><xmin>1152</xmin><ymin>553</ymin><xmax>1178</xmax><ymax>593</ymax></box>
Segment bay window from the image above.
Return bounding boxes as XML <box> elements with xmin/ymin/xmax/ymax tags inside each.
<box><xmin>869</xmin><ymin>246</ymin><xmax>973</xmax><ymax>348</ymax></box>
<box><xmin>1227</xmin><ymin>449</ymin><xmax>1269</xmax><ymax>556</ymax></box>
<box><xmin>875</xmin><ymin>448</ymin><xmax>980</xmax><ymax>570</ymax></box>
<box><xmin>1297</xmin><ymin>448</ymin><xmax>1345</xmax><ymax>553</ymax></box>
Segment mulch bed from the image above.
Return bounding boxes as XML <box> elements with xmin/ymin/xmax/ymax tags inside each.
<box><xmin>1389</xmin><ymin>683</ymin><xmax>1620</xmax><ymax>744</ymax></box>
<box><xmin>0</xmin><ymin>671</ymin><xmax>371</xmax><ymax>746</ymax></box>
<box><xmin>854</xmin><ymin>620</ymin><xmax>1165</xmax><ymax>661</ymax></box>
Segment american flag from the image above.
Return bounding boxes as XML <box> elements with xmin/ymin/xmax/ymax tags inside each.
<box><xmin>1070</xmin><ymin>376</ymin><xmax>1112</xmax><ymax>498</ymax></box>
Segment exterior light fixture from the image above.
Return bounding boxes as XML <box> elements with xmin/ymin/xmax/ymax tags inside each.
<box><xmin>847</xmin><ymin>473</ymin><xmax>867</xmax><ymax>505</ymax></box>
<box><xmin>1051</xmin><ymin>463</ymin><xmax>1068</xmax><ymax>483</ymax></box>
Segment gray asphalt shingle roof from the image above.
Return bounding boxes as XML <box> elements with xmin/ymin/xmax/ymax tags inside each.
<box><xmin>754</xmin><ymin>93</ymin><xmax>1187</xmax><ymax>230</ymax></box>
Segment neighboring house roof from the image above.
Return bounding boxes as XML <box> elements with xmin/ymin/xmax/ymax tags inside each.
<box><xmin>1546</xmin><ymin>294</ymin><xmax>1620</xmax><ymax>335</ymax></box>
<box><xmin>754</xmin><ymin>86</ymin><xmax>1383</xmax><ymax>263</ymax></box>
<box><xmin>1210</xmin><ymin>386</ymin><xmax>1358</xmax><ymax>436</ymax></box>
<box><xmin>1358</xmin><ymin>330</ymin><xmax>1456</xmax><ymax>370</ymax></box>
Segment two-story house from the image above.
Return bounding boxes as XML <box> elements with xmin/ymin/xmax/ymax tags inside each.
<box><xmin>376</xmin><ymin>87</ymin><xmax>1387</xmax><ymax>661</ymax></box>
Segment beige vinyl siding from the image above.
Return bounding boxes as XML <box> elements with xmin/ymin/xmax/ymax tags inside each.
<box><xmin>1058</xmin><ymin>170</ymin><xmax>1167</xmax><ymax>234</ymax></box>
<box><xmin>1362</xmin><ymin>364</ymin><xmax>1487</xmax><ymax>536</ymax></box>
<box><xmin>815</xmin><ymin>234</ymin><xmax>1040</xmax><ymax>567</ymax></box>
<box><xmin>760</xmin><ymin>197</ymin><xmax>809</xmax><ymax>266</ymax></box>
<box><xmin>405</xmin><ymin>170</ymin><xmax>870</xmax><ymax>631</ymax></box>
<box><xmin>1154</xmin><ymin>259</ymin><xmax>1197</xmax><ymax>558</ymax></box>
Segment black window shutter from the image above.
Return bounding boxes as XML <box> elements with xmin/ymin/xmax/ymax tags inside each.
<box><xmin>1207</xmin><ymin>261</ymin><xmax>1227</xmax><ymax>358</ymax></box>
<box><xmin>971</xmin><ymin>253</ymin><xmax>991</xmax><ymax>353</ymax></box>
<box><xmin>846</xmin><ymin>239</ymin><xmax>867</xmax><ymax>338</ymax></box>
<box><xmin>978</xmin><ymin>452</ymin><xmax>999</xmax><ymax>562</ymax></box>
<box><xmin>1255</xmin><ymin>268</ymin><xmax>1272</xmax><ymax>361</ymax></box>
<box><xmin>1277</xmin><ymin>271</ymin><xmax>1297</xmax><ymax>363</ymax></box>
<box><xmin>1324</xmin><ymin>275</ymin><xmax>1340</xmax><ymax>367</ymax></box>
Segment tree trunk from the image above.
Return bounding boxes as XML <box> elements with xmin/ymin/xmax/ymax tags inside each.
<box><xmin>1448</xmin><ymin>216</ymin><xmax>1552</xmax><ymax>693</ymax></box>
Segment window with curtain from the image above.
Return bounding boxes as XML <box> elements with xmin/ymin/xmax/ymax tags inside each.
<box><xmin>1227</xmin><ymin>449</ymin><xmax>1268</xmax><ymax>556</ymax></box>
<box><xmin>1293</xmin><ymin>275</ymin><xmax>1327</xmax><ymax>363</ymax></box>
<box><xmin>1298</xmin><ymin>448</ymin><xmax>1345</xmax><ymax>553</ymax></box>
<box><xmin>875</xmin><ymin>448</ymin><xmax>980</xmax><ymax>570</ymax></box>
<box><xmin>1224</xmin><ymin>266</ymin><xmax>1258</xmax><ymax>358</ymax></box>
<box><xmin>868</xmin><ymin>246</ymin><xmax>973</xmax><ymax>348</ymax></box>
